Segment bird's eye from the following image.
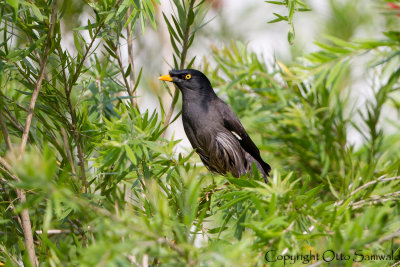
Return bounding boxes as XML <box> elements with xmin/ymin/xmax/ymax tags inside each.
<box><xmin>185</xmin><ymin>74</ymin><xmax>191</xmax><ymax>80</ymax></box>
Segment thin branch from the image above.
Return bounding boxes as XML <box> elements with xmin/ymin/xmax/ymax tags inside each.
<box><xmin>0</xmin><ymin>106</ymin><xmax>12</xmax><ymax>151</ymax></box>
<box><xmin>0</xmin><ymin>181</ymin><xmax>23</xmax><ymax>231</ymax></box>
<box><xmin>0</xmin><ymin>157</ymin><xmax>19</xmax><ymax>181</ymax></box>
<box><xmin>2</xmin><ymin>95</ymin><xmax>63</xmax><ymax>148</ymax></box>
<box><xmin>61</xmin><ymin>0</ymin><xmax>123</xmax><ymax>193</ymax></box>
<box><xmin>14</xmin><ymin>1</ymin><xmax>58</xmax><ymax>265</ymax></box>
<box><xmin>65</xmin><ymin>84</ymin><xmax>87</xmax><ymax>193</ymax></box>
<box><xmin>0</xmin><ymin>57</ymin><xmax>36</xmax><ymax>86</ymax></box>
<box><xmin>17</xmin><ymin>1</ymin><xmax>57</xmax><ymax>159</ymax></box>
<box><xmin>126</xmin><ymin>6</ymin><xmax>137</xmax><ymax>107</ymax></box>
<box><xmin>35</xmin><ymin>228</ymin><xmax>91</xmax><ymax>235</ymax></box>
<box><xmin>60</xmin><ymin>128</ymin><xmax>76</xmax><ymax>175</ymax></box>
<box><xmin>3</xmin><ymin>109</ymin><xmax>25</xmax><ymax>133</ymax></box>
<box><xmin>334</xmin><ymin>175</ymin><xmax>400</xmax><ymax>207</ymax></box>
<box><xmin>113</xmin><ymin>43</ymin><xmax>135</xmax><ymax>106</ymax></box>
<box><xmin>16</xmin><ymin>189</ymin><xmax>37</xmax><ymax>266</ymax></box>
<box><xmin>162</xmin><ymin>0</ymin><xmax>196</xmax><ymax>135</ymax></box>
<box><xmin>62</xmin><ymin>24</ymin><xmax>104</xmax><ymax>194</ymax></box>
<box><xmin>0</xmin><ymin>177</ymin><xmax>23</xmax><ymax>232</ymax></box>
<box><xmin>351</xmin><ymin>191</ymin><xmax>400</xmax><ymax>209</ymax></box>
<box><xmin>350</xmin><ymin>175</ymin><xmax>400</xmax><ymax>197</ymax></box>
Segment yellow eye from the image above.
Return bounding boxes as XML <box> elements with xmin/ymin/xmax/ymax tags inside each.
<box><xmin>185</xmin><ymin>74</ymin><xmax>191</xmax><ymax>80</ymax></box>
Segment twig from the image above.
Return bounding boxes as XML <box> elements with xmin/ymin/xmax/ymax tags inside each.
<box><xmin>162</xmin><ymin>0</ymin><xmax>197</xmax><ymax>135</ymax></box>
<box><xmin>35</xmin><ymin>227</ymin><xmax>90</xmax><ymax>235</ymax></box>
<box><xmin>0</xmin><ymin>105</ymin><xmax>12</xmax><ymax>151</ymax></box>
<box><xmin>15</xmin><ymin>1</ymin><xmax>58</xmax><ymax>265</ymax></box>
<box><xmin>126</xmin><ymin>6</ymin><xmax>137</xmax><ymax>107</ymax></box>
<box><xmin>16</xmin><ymin>189</ymin><xmax>37</xmax><ymax>266</ymax></box>
<box><xmin>62</xmin><ymin>0</ymin><xmax>123</xmax><ymax>193</ymax></box>
<box><xmin>96</xmin><ymin>76</ymin><xmax>103</xmax><ymax>122</ymax></box>
<box><xmin>62</xmin><ymin>19</ymin><xmax>105</xmax><ymax>194</ymax></box>
<box><xmin>0</xmin><ymin>181</ymin><xmax>23</xmax><ymax>229</ymax></box>
<box><xmin>60</xmin><ymin>128</ymin><xmax>76</xmax><ymax>175</ymax></box>
<box><xmin>113</xmin><ymin>43</ymin><xmax>135</xmax><ymax>106</ymax></box>
<box><xmin>350</xmin><ymin>175</ymin><xmax>400</xmax><ymax>197</ymax></box>
<box><xmin>0</xmin><ymin>157</ymin><xmax>19</xmax><ymax>181</ymax></box>
<box><xmin>3</xmin><ymin>108</ymin><xmax>25</xmax><ymax>133</ymax></box>
<box><xmin>1</xmin><ymin>158</ymin><xmax>38</xmax><ymax>266</ymax></box>
<box><xmin>17</xmin><ymin>0</ymin><xmax>57</xmax><ymax>158</ymax></box>
<box><xmin>351</xmin><ymin>193</ymin><xmax>400</xmax><ymax>209</ymax></box>
<box><xmin>3</xmin><ymin>95</ymin><xmax>62</xmax><ymax>146</ymax></box>
<box><xmin>334</xmin><ymin>175</ymin><xmax>400</xmax><ymax>207</ymax></box>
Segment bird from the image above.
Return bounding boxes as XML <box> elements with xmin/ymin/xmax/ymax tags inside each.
<box><xmin>158</xmin><ymin>69</ymin><xmax>271</xmax><ymax>182</ymax></box>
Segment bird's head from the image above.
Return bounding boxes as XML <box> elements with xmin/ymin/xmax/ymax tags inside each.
<box><xmin>158</xmin><ymin>69</ymin><xmax>213</xmax><ymax>94</ymax></box>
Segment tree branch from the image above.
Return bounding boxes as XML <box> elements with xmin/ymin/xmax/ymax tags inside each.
<box><xmin>18</xmin><ymin>0</ymin><xmax>57</xmax><ymax>158</ymax></box>
<box><xmin>15</xmin><ymin>1</ymin><xmax>58</xmax><ymax>265</ymax></box>
<box><xmin>61</xmin><ymin>0</ymin><xmax>123</xmax><ymax>193</ymax></box>
<box><xmin>62</xmin><ymin>21</ymin><xmax>104</xmax><ymax>194</ymax></box>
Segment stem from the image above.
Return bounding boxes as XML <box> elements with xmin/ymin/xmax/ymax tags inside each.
<box><xmin>17</xmin><ymin>11</ymin><xmax>56</xmax><ymax>157</ymax></box>
<box><xmin>0</xmin><ymin>181</ymin><xmax>23</xmax><ymax>229</ymax></box>
<box><xmin>350</xmin><ymin>175</ymin><xmax>400</xmax><ymax>197</ymax></box>
<box><xmin>62</xmin><ymin>0</ymin><xmax>123</xmax><ymax>192</ymax></box>
<box><xmin>0</xmin><ymin>106</ymin><xmax>12</xmax><ymax>151</ymax></box>
<box><xmin>127</xmin><ymin>6</ymin><xmax>137</xmax><ymax>107</ymax></box>
<box><xmin>0</xmin><ymin>90</ymin><xmax>23</xmax><ymax>249</ymax></box>
<box><xmin>15</xmin><ymin>1</ymin><xmax>58</xmax><ymax>265</ymax></box>
<box><xmin>114</xmin><ymin>43</ymin><xmax>135</xmax><ymax>107</ymax></box>
<box><xmin>162</xmin><ymin>0</ymin><xmax>196</xmax><ymax>134</ymax></box>
<box><xmin>60</xmin><ymin>128</ymin><xmax>76</xmax><ymax>175</ymax></box>
<box><xmin>65</xmin><ymin>92</ymin><xmax>87</xmax><ymax>193</ymax></box>
<box><xmin>3</xmin><ymin>108</ymin><xmax>25</xmax><ymax>133</ymax></box>
<box><xmin>63</xmin><ymin>18</ymin><xmax>104</xmax><ymax>194</ymax></box>
<box><xmin>17</xmin><ymin>189</ymin><xmax>37</xmax><ymax>266</ymax></box>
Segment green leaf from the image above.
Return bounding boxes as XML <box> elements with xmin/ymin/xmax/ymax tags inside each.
<box><xmin>73</xmin><ymin>33</ymin><xmax>83</xmax><ymax>55</ymax></box>
<box><xmin>288</xmin><ymin>25</ymin><xmax>295</xmax><ymax>45</ymax></box>
<box><xmin>125</xmin><ymin>144</ymin><xmax>137</xmax><ymax>165</ymax></box>
<box><xmin>265</xmin><ymin>1</ymin><xmax>285</xmax><ymax>5</ymax></box>
<box><xmin>187</xmin><ymin>9</ymin><xmax>194</xmax><ymax>26</ymax></box>
<box><xmin>268</xmin><ymin>12</ymin><xmax>288</xmax><ymax>23</ymax></box>
<box><xmin>6</xmin><ymin>0</ymin><xmax>19</xmax><ymax>11</ymax></box>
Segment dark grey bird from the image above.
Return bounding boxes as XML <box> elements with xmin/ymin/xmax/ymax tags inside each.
<box><xmin>159</xmin><ymin>69</ymin><xmax>271</xmax><ymax>182</ymax></box>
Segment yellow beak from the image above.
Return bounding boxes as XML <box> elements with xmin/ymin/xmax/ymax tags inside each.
<box><xmin>158</xmin><ymin>74</ymin><xmax>173</xmax><ymax>82</ymax></box>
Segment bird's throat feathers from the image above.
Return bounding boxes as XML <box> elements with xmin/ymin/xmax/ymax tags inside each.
<box><xmin>181</xmin><ymin>87</ymin><xmax>216</xmax><ymax>114</ymax></box>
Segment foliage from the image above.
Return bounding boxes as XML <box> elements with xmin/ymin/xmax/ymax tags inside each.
<box><xmin>1</xmin><ymin>0</ymin><xmax>400</xmax><ymax>266</ymax></box>
<box><xmin>265</xmin><ymin>0</ymin><xmax>311</xmax><ymax>44</ymax></box>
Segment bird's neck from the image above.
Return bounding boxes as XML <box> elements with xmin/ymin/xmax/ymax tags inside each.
<box><xmin>181</xmin><ymin>87</ymin><xmax>217</xmax><ymax>113</ymax></box>
<box><xmin>181</xmin><ymin>86</ymin><xmax>216</xmax><ymax>102</ymax></box>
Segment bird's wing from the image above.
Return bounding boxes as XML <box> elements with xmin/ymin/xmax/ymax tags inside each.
<box><xmin>216</xmin><ymin>99</ymin><xmax>271</xmax><ymax>175</ymax></box>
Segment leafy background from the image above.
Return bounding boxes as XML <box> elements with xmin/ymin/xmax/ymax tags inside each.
<box><xmin>0</xmin><ymin>0</ymin><xmax>400</xmax><ymax>266</ymax></box>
